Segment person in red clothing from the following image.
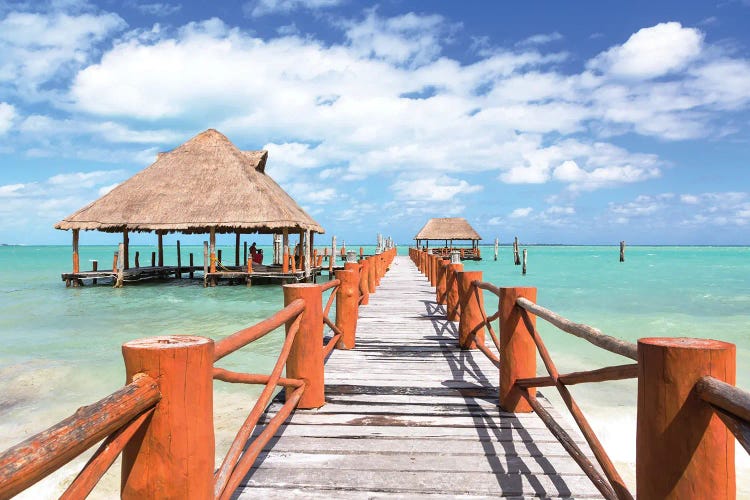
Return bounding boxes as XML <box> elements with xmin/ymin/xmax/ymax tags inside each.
<box><xmin>250</xmin><ymin>242</ymin><xmax>263</xmax><ymax>264</ymax></box>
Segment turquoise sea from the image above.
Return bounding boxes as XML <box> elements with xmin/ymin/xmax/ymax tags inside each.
<box><xmin>1</xmin><ymin>244</ymin><xmax>748</xmax><ymax>497</ymax></box>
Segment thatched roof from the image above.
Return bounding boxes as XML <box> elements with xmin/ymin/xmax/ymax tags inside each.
<box><xmin>55</xmin><ymin>129</ymin><xmax>323</xmax><ymax>234</ymax></box>
<box><xmin>414</xmin><ymin>218</ymin><xmax>481</xmax><ymax>241</ymax></box>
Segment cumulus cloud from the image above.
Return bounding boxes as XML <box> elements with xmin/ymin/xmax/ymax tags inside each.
<box><xmin>244</xmin><ymin>0</ymin><xmax>342</xmax><ymax>18</ymax></box>
<box><xmin>509</xmin><ymin>207</ymin><xmax>533</xmax><ymax>218</ymax></box>
<box><xmin>391</xmin><ymin>175</ymin><xmax>482</xmax><ymax>202</ymax></box>
<box><xmin>126</xmin><ymin>2</ymin><xmax>182</xmax><ymax>17</ymax></box>
<box><xmin>0</xmin><ymin>102</ymin><xmax>15</xmax><ymax>134</ymax></box>
<box><xmin>589</xmin><ymin>22</ymin><xmax>703</xmax><ymax>79</ymax></box>
<box><xmin>609</xmin><ymin>192</ymin><xmax>749</xmax><ymax>228</ymax></box>
<box><xmin>517</xmin><ymin>32</ymin><xmax>563</xmax><ymax>47</ymax></box>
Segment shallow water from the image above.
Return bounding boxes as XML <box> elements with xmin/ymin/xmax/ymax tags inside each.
<box><xmin>0</xmin><ymin>244</ymin><xmax>748</xmax><ymax>496</ymax></box>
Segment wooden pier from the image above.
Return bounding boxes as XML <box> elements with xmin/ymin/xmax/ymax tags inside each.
<box><xmin>239</xmin><ymin>256</ymin><xmax>602</xmax><ymax>498</ymax></box>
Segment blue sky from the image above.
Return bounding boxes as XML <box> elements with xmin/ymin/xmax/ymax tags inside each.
<box><xmin>1</xmin><ymin>0</ymin><xmax>749</xmax><ymax>245</ymax></box>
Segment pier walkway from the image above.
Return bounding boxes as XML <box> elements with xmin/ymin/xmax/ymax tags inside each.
<box><xmin>240</xmin><ymin>256</ymin><xmax>602</xmax><ymax>498</ymax></box>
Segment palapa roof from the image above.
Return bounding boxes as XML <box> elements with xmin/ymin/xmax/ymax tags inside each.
<box><xmin>414</xmin><ymin>218</ymin><xmax>481</xmax><ymax>241</ymax></box>
<box><xmin>55</xmin><ymin>129</ymin><xmax>324</xmax><ymax>234</ymax></box>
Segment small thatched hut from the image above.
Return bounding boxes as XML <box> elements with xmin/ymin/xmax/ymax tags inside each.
<box><xmin>55</xmin><ymin>128</ymin><xmax>324</xmax><ymax>282</ymax></box>
<box><xmin>414</xmin><ymin>218</ymin><xmax>482</xmax><ymax>259</ymax></box>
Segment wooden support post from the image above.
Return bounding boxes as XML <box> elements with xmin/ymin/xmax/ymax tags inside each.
<box><xmin>446</xmin><ymin>262</ymin><xmax>463</xmax><ymax>321</ymax></box>
<box><xmin>283</xmin><ymin>246</ymin><xmax>289</xmax><ymax>274</ymax></box>
<box><xmin>210</xmin><ymin>228</ymin><xmax>216</xmax><ymax>274</ymax></box>
<box><xmin>72</xmin><ymin>229</ymin><xmax>80</xmax><ymax>274</ymax></box>
<box><xmin>367</xmin><ymin>257</ymin><xmax>377</xmax><ymax>294</ymax></box>
<box><xmin>494</xmin><ymin>237</ymin><xmax>499</xmax><ymax>261</ymax></box>
<box><xmin>636</xmin><ymin>338</ymin><xmax>735</xmax><ymax>499</ymax></box>
<box><xmin>522</xmin><ymin>249</ymin><xmax>527</xmax><ymax>275</ymax></box>
<box><xmin>203</xmin><ymin>241</ymin><xmax>208</xmax><ymax>287</ymax></box>
<box><xmin>122</xmin><ymin>230</ymin><xmax>129</xmax><ymax>270</ymax></box>
<box><xmin>157</xmin><ymin>233</ymin><xmax>163</xmax><ymax>267</ymax></box>
<box><xmin>151</xmin><ymin>252</ymin><xmax>155</xmax><ymax>267</ymax></box>
<box><xmin>134</xmin><ymin>251</ymin><xmax>140</xmax><ymax>268</ymax></box>
<box><xmin>176</xmin><ymin>240</ymin><xmax>181</xmax><ymax>278</ymax></box>
<box><xmin>92</xmin><ymin>260</ymin><xmax>98</xmax><ymax>285</ymax></box>
<box><xmin>498</xmin><ymin>287</ymin><xmax>537</xmax><ymax>412</ymax></box>
<box><xmin>436</xmin><ymin>260</ymin><xmax>449</xmax><ymax>305</ymax></box>
<box><xmin>283</xmin><ymin>284</ymin><xmax>325</xmax><ymax>409</ymax></box>
<box><xmin>359</xmin><ymin>247</ymin><xmax>364</xmax><ymax>259</ymax></box>
<box><xmin>513</xmin><ymin>236</ymin><xmax>520</xmax><ymax>265</ymax></box>
<box><xmin>330</xmin><ymin>236</ymin><xmax>336</xmax><ymax>273</ymax></box>
<box><xmin>336</xmin><ymin>266</ymin><xmax>359</xmax><ymax>349</ymax></box>
<box><xmin>121</xmin><ymin>336</ymin><xmax>214</xmax><ymax>499</ymax></box>
<box><xmin>244</xmin><ymin>241</ymin><xmax>248</xmax><ymax>267</ymax></box>
<box><xmin>189</xmin><ymin>253</ymin><xmax>194</xmax><ymax>279</ymax></box>
<box><xmin>114</xmin><ymin>243</ymin><xmax>124</xmax><ymax>288</ymax></box>
<box><xmin>358</xmin><ymin>259</ymin><xmax>370</xmax><ymax>305</ymax></box>
<box><xmin>456</xmin><ymin>271</ymin><xmax>485</xmax><ymax>349</ymax></box>
<box><xmin>620</xmin><ymin>241</ymin><xmax>626</xmax><ymax>262</ymax></box>
<box><xmin>112</xmin><ymin>252</ymin><xmax>118</xmax><ymax>273</ymax></box>
<box><xmin>217</xmin><ymin>249</ymin><xmax>222</xmax><ymax>266</ymax></box>
<box><xmin>235</xmin><ymin>232</ymin><xmax>240</xmax><ymax>267</ymax></box>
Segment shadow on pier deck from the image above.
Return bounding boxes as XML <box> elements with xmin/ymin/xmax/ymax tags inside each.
<box><xmin>238</xmin><ymin>256</ymin><xmax>601</xmax><ymax>498</ymax></box>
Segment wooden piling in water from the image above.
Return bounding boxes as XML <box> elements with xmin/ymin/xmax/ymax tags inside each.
<box><xmin>494</xmin><ymin>237</ymin><xmax>499</xmax><ymax>261</ymax></box>
<box><xmin>513</xmin><ymin>236</ymin><xmax>520</xmax><ymax>265</ymax></box>
<box><xmin>620</xmin><ymin>241</ymin><xmax>625</xmax><ymax>262</ymax></box>
<box><xmin>121</xmin><ymin>336</ymin><xmax>215</xmax><ymax>499</ymax></box>
<box><xmin>203</xmin><ymin>241</ymin><xmax>208</xmax><ymax>287</ymax></box>
<box><xmin>151</xmin><ymin>252</ymin><xmax>155</xmax><ymax>267</ymax></box>
<box><xmin>176</xmin><ymin>240</ymin><xmax>181</xmax><ymax>278</ymax></box>
<box><xmin>92</xmin><ymin>260</ymin><xmax>98</xmax><ymax>285</ymax></box>
<box><xmin>72</xmin><ymin>229</ymin><xmax>80</xmax><ymax>276</ymax></box>
<box><xmin>522</xmin><ymin>249</ymin><xmax>528</xmax><ymax>275</ymax></box>
<box><xmin>189</xmin><ymin>253</ymin><xmax>194</xmax><ymax>279</ymax></box>
<box><xmin>134</xmin><ymin>251</ymin><xmax>140</xmax><ymax>268</ymax></box>
<box><xmin>157</xmin><ymin>233</ymin><xmax>164</xmax><ymax>267</ymax></box>
<box><xmin>456</xmin><ymin>271</ymin><xmax>484</xmax><ymax>349</ymax></box>
<box><xmin>283</xmin><ymin>284</ymin><xmax>325</xmax><ymax>409</ymax></box>
<box><xmin>636</xmin><ymin>338</ymin><xmax>736</xmax><ymax>499</ymax></box>
<box><xmin>115</xmin><ymin>243</ymin><xmax>124</xmax><ymax>288</ymax></box>
<box><xmin>123</xmin><ymin>230</ymin><xmax>129</xmax><ymax>270</ymax></box>
<box><xmin>498</xmin><ymin>287</ymin><xmax>537</xmax><ymax>412</ymax></box>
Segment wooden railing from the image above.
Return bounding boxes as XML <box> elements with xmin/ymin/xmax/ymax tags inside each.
<box><xmin>0</xmin><ymin>249</ymin><xmax>396</xmax><ymax>499</ymax></box>
<box><xmin>409</xmin><ymin>246</ymin><xmax>749</xmax><ymax>500</ymax></box>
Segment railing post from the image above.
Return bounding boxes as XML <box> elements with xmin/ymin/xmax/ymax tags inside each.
<box><xmin>456</xmin><ymin>271</ymin><xmax>485</xmax><ymax>349</ymax></box>
<box><xmin>283</xmin><ymin>283</ymin><xmax>325</xmax><ymax>409</ymax></box>
<box><xmin>358</xmin><ymin>259</ymin><xmax>370</xmax><ymax>305</ymax></box>
<box><xmin>498</xmin><ymin>287</ymin><xmax>537</xmax><ymax>412</ymax></box>
<box><xmin>636</xmin><ymin>338</ymin><xmax>735</xmax><ymax>499</ymax></box>
<box><xmin>436</xmin><ymin>259</ymin><xmax>448</xmax><ymax>305</ymax></box>
<box><xmin>430</xmin><ymin>255</ymin><xmax>438</xmax><ymax>286</ymax></box>
<box><xmin>336</xmin><ymin>267</ymin><xmax>359</xmax><ymax>349</ymax></box>
<box><xmin>121</xmin><ymin>336</ymin><xmax>214</xmax><ymax>499</ymax></box>
<box><xmin>446</xmin><ymin>261</ymin><xmax>463</xmax><ymax>321</ymax></box>
<box><xmin>367</xmin><ymin>256</ymin><xmax>377</xmax><ymax>294</ymax></box>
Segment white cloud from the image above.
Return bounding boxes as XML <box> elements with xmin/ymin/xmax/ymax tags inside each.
<box><xmin>391</xmin><ymin>175</ymin><xmax>482</xmax><ymax>202</ymax></box>
<box><xmin>0</xmin><ymin>9</ymin><xmax>126</xmax><ymax>98</ymax></box>
<box><xmin>589</xmin><ymin>22</ymin><xmax>703</xmax><ymax>79</ymax></box>
<box><xmin>680</xmin><ymin>194</ymin><xmax>700</xmax><ymax>204</ymax></box>
<box><xmin>244</xmin><ymin>0</ymin><xmax>342</xmax><ymax>18</ymax></box>
<box><xmin>517</xmin><ymin>32</ymin><xmax>563</xmax><ymax>47</ymax></box>
<box><xmin>609</xmin><ymin>192</ymin><xmax>750</xmax><ymax>228</ymax></box>
<box><xmin>0</xmin><ymin>102</ymin><xmax>15</xmax><ymax>134</ymax></box>
<box><xmin>127</xmin><ymin>2</ymin><xmax>181</xmax><ymax>17</ymax></box>
<box><xmin>509</xmin><ymin>207</ymin><xmax>533</xmax><ymax>218</ymax></box>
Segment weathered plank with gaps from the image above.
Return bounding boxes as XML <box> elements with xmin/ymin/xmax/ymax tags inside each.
<box><xmin>236</xmin><ymin>256</ymin><xmax>602</xmax><ymax>498</ymax></box>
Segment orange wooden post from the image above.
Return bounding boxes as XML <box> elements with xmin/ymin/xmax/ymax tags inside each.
<box><xmin>436</xmin><ymin>260</ymin><xmax>448</xmax><ymax>305</ymax></box>
<box><xmin>358</xmin><ymin>259</ymin><xmax>370</xmax><ymax>305</ymax></box>
<box><xmin>282</xmin><ymin>246</ymin><xmax>289</xmax><ymax>274</ymax></box>
<box><xmin>419</xmin><ymin>251</ymin><xmax>425</xmax><ymax>274</ymax></box>
<box><xmin>247</xmin><ymin>255</ymin><xmax>253</xmax><ymax>273</ymax></box>
<box><xmin>112</xmin><ymin>251</ymin><xmax>118</xmax><ymax>273</ymax></box>
<box><xmin>121</xmin><ymin>336</ymin><xmax>214</xmax><ymax>499</ymax></box>
<box><xmin>498</xmin><ymin>287</ymin><xmax>537</xmax><ymax>412</ymax></box>
<box><xmin>291</xmin><ymin>253</ymin><xmax>297</xmax><ymax>273</ymax></box>
<box><xmin>283</xmin><ymin>284</ymin><xmax>325</xmax><ymax>409</ymax></box>
<box><xmin>336</xmin><ymin>267</ymin><xmax>359</xmax><ymax>349</ymax></box>
<box><xmin>457</xmin><ymin>271</ymin><xmax>485</xmax><ymax>349</ymax></box>
<box><xmin>636</xmin><ymin>338</ymin><xmax>736</xmax><ymax>499</ymax></box>
<box><xmin>367</xmin><ymin>257</ymin><xmax>377</xmax><ymax>294</ymax></box>
<box><xmin>446</xmin><ymin>262</ymin><xmax>463</xmax><ymax>321</ymax></box>
<box><xmin>430</xmin><ymin>255</ymin><xmax>439</xmax><ymax>287</ymax></box>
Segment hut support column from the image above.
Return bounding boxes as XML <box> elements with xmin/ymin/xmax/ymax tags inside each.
<box><xmin>123</xmin><ymin>230</ymin><xmax>129</xmax><ymax>270</ymax></box>
<box><xmin>303</xmin><ymin>229</ymin><xmax>311</xmax><ymax>279</ymax></box>
<box><xmin>210</xmin><ymin>228</ymin><xmax>216</xmax><ymax>274</ymax></box>
<box><xmin>235</xmin><ymin>232</ymin><xmax>240</xmax><ymax>267</ymax></box>
<box><xmin>157</xmin><ymin>232</ymin><xmax>164</xmax><ymax>267</ymax></box>
<box><xmin>72</xmin><ymin>229</ymin><xmax>80</xmax><ymax>274</ymax></box>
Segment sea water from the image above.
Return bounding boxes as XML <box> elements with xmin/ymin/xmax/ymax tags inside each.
<box><xmin>0</xmin><ymin>244</ymin><xmax>748</xmax><ymax>497</ymax></box>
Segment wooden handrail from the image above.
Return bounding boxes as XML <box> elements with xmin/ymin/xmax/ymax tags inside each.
<box><xmin>213</xmin><ymin>299</ymin><xmax>305</xmax><ymax>361</ymax></box>
<box><xmin>695</xmin><ymin>375</ymin><xmax>750</xmax><ymax>423</ymax></box>
<box><xmin>515</xmin><ymin>363</ymin><xmax>638</xmax><ymax>389</ymax></box>
<box><xmin>473</xmin><ymin>280</ymin><xmax>501</xmax><ymax>297</ymax></box>
<box><xmin>516</xmin><ymin>297</ymin><xmax>637</xmax><ymax>360</ymax></box>
<box><xmin>0</xmin><ymin>374</ymin><xmax>160</xmax><ymax>499</ymax></box>
<box><xmin>320</xmin><ymin>279</ymin><xmax>340</xmax><ymax>292</ymax></box>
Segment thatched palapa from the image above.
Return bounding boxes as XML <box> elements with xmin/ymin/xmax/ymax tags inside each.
<box><xmin>55</xmin><ymin>129</ymin><xmax>322</xmax><ymax>234</ymax></box>
<box><xmin>414</xmin><ymin>218</ymin><xmax>481</xmax><ymax>242</ymax></box>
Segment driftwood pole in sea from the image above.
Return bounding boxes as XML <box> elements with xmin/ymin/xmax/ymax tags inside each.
<box><xmin>513</xmin><ymin>237</ymin><xmax>521</xmax><ymax>265</ymax></box>
<box><xmin>620</xmin><ymin>241</ymin><xmax>626</xmax><ymax>262</ymax></box>
<box><xmin>494</xmin><ymin>238</ymin><xmax>499</xmax><ymax>261</ymax></box>
<box><xmin>522</xmin><ymin>249</ymin><xmax>527</xmax><ymax>275</ymax></box>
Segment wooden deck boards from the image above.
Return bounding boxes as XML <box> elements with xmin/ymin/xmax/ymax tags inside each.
<box><xmin>236</xmin><ymin>256</ymin><xmax>601</xmax><ymax>498</ymax></box>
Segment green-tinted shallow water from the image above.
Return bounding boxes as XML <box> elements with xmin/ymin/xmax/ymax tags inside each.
<box><xmin>1</xmin><ymin>244</ymin><xmax>748</xmax><ymax>497</ymax></box>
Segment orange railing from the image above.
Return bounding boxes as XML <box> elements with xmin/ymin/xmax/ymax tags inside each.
<box><xmin>0</xmin><ymin>248</ymin><xmax>397</xmax><ymax>499</ymax></box>
<box><xmin>409</xmin><ymin>246</ymin><xmax>749</xmax><ymax>500</ymax></box>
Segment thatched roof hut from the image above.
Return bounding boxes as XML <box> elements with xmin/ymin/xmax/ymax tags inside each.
<box><xmin>414</xmin><ymin>218</ymin><xmax>481</xmax><ymax>242</ymax></box>
<box><xmin>55</xmin><ymin>129</ymin><xmax>323</xmax><ymax>280</ymax></box>
<box><xmin>55</xmin><ymin>129</ymin><xmax>322</xmax><ymax>234</ymax></box>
